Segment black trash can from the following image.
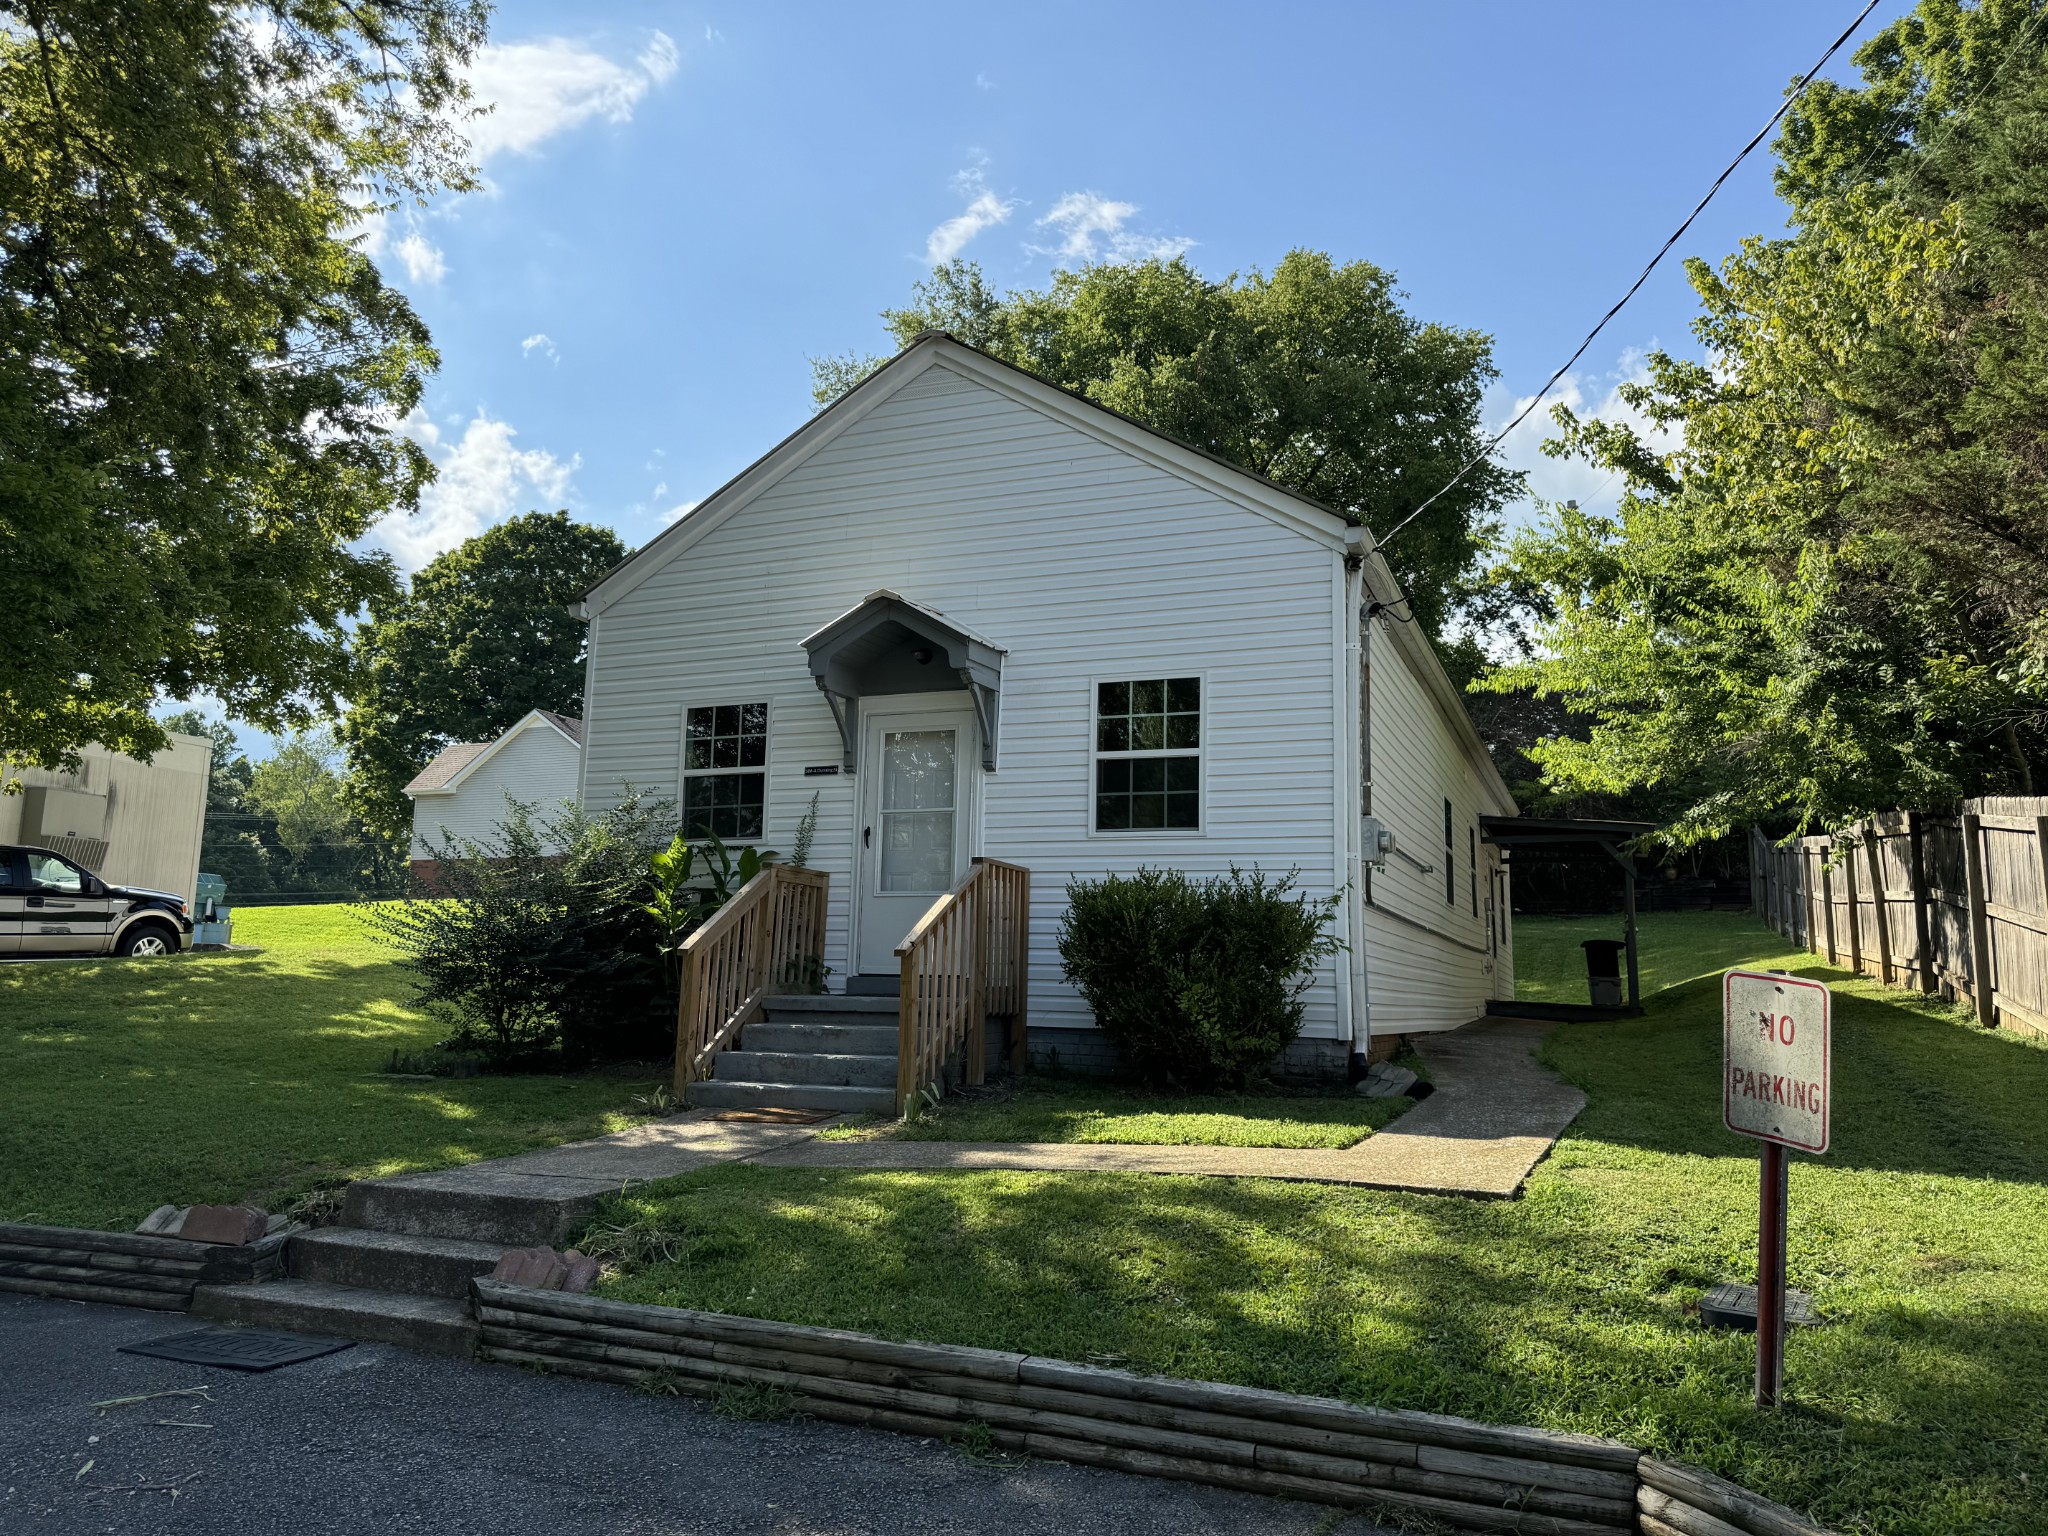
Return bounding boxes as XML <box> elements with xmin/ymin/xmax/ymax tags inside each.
<box><xmin>1580</xmin><ymin>938</ymin><xmax>1627</xmax><ymax>1006</ymax></box>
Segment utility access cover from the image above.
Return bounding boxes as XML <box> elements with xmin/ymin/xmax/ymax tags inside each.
<box><xmin>120</xmin><ymin>1327</ymin><xmax>355</xmax><ymax>1372</ymax></box>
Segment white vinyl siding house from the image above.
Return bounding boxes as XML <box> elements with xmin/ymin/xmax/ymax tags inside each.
<box><xmin>577</xmin><ymin>335</ymin><xmax>1516</xmax><ymax>1070</ymax></box>
<box><xmin>404</xmin><ymin>710</ymin><xmax>584</xmax><ymax>869</ymax></box>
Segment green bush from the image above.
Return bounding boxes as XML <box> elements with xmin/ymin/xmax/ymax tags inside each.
<box><xmin>362</xmin><ymin>793</ymin><xmax>679</xmax><ymax>1069</ymax></box>
<box><xmin>1057</xmin><ymin>867</ymin><xmax>1344</xmax><ymax>1089</ymax></box>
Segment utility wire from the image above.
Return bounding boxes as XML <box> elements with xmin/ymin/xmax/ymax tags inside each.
<box><xmin>1375</xmin><ymin>0</ymin><xmax>1883</xmax><ymax>551</ymax></box>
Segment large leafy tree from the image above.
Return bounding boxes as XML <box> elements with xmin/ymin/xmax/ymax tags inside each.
<box><xmin>1490</xmin><ymin>0</ymin><xmax>2048</xmax><ymax>842</ymax></box>
<box><xmin>815</xmin><ymin>252</ymin><xmax>1518</xmax><ymax>643</ymax></box>
<box><xmin>0</xmin><ymin>0</ymin><xmax>487</xmax><ymax>778</ymax></box>
<box><xmin>341</xmin><ymin>512</ymin><xmax>629</xmax><ymax>838</ymax></box>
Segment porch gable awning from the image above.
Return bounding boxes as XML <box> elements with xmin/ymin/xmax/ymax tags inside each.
<box><xmin>801</xmin><ymin>590</ymin><xmax>1007</xmax><ymax>772</ymax></box>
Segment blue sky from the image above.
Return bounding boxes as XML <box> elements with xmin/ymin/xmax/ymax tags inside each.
<box><xmin>209</xmin><ymin>0</ymin><xmax>1915</xmax><ymax>753</ymax></box>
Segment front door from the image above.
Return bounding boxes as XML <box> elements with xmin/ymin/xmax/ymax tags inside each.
<box><xmin>854</xmin><ymin>697</ymin><xmax>977</xmax><ymax>977</ymax></box>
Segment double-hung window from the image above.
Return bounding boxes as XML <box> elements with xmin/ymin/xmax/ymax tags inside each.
<box><xmin>1094</xmin><ymin>677</ymin><xmax>1200</xmax><ymax>831</ymax></box>
<box><xmin>682</xmin><ymin>702</ymin><xmax>767</xmax><ymax>840</ymax></box>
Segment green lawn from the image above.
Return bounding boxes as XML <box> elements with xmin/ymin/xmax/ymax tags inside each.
<box><xmin>591</xmin><ymin>915</ymin><xmax>2048</xmax><ymax>1536</ymax></box>
<box><xmin>1515</xmin><ymin>909</ymin><xmax>1773</xmax><ymax>1004</ymax></box>
<box><xmin>1</xmin><ymin>905</ymin><xmax>654</xmax><ymax>1230</ymax></box>
<box><xmin>827</xmin><ymin>1075</ymin><xmax>1411</xmax><ymax>1149</ymax></box>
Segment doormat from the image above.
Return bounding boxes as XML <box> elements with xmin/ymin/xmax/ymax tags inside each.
<box><xmin>120</xmin><ymin>1327</ymin><xmax>356</xmax><ymax>1372</ymax></box>
<box><xmin>708</xmin><ymin>1107</ymin><xmax>836</xmax><ymax>1125</ymax></box>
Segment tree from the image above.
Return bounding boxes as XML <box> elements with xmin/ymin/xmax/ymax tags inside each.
<box><xmin>814</xmin><ymin>252</ymin><xmax>1519</xmax><ymax>642</ymax></box>
<box><xmin>1488</xmin><ymin>0</ymin><xmax>2048</xmax><ymax>842</ymax></box>
<box><xmin>340</xmin><ymin>513</ymin><xmax>630</xmax><ymax>838</ymax></box>
<box><xmin>0</xmin><ymin>0</ymin><xmax>487</xmax><ymax>780</ymax></box>
<box><xmin>247</xmin><ymin>729</ymin><xmax>351</xmax><ymax>872</ymax></box>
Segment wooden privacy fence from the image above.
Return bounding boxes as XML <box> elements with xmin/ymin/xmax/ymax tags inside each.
<box><xmin>896</xmin><ymin>856</ymin><xmax>1031</xmax><ymax>1116</ymax></box>
<box><xmin>674</xmin><ymin>864</ymin><xmax>830</xmax><ymax>1091</ymax></box>
<box><xmin>1751</xmin><ymin>796</ymin><xmax>2048</xmax><ymax>1037</ymax></box>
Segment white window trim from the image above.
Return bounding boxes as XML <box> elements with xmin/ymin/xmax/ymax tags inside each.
<box><xmin>1086</xmin><ymin>670</ymin><xmax>1208</xmax><ymax>838</ymax></box>
<box><xmin>678</xmin><ymin>697</ymin><xmax>773</xmax><ymax>845</ymax></box>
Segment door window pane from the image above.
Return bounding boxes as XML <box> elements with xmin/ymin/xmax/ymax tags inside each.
<box><xmin>880</xmin><ymin>729</ymin><xmax>956</xmax><ymax>892</ymax></box>
<box><xmin>27</xmin><ymin>853</ymin><xmax>84</xmax><ymax>894</ymax></box>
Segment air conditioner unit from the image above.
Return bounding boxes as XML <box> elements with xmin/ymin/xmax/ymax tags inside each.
<box><xmin>21</xmin><ymin>785</ymin><xmax>109</xmax><ymax>844</ymax></box>
<box><xmin>1361</xmin><ymin>816</ymin><xmax>1397</xmax><ymax>869</ymax></box>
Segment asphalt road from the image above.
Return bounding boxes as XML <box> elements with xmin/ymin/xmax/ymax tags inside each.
<box><xmin>1</xmin><ymin>1294</ymin><xmax>1383</xmax><ymax>1535</ymax></box>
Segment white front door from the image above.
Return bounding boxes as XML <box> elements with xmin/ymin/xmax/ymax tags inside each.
<box><xmin>853</xmin><ymin>696</ymin><xmax>977</xmax><ymax>977</ymax></box>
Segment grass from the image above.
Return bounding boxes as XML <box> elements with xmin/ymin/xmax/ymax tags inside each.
<box><xmin>588</xmin><ymin>913</ymin><xmax>2048</xmax><ymax>1536</ymax></box>
<box><xmin>1515</xmin><ymin>909</ymin><xmax>1772</xmax><ymax>1004</ymax></box>
<box><xmin>823</xmin><ymin>1074</ymin><xmax>1412</xmax><ymax>1149</ymax></box>
<box><xmin>0</xmin><ymin>904</ymin><xmax>654</xmax><ymax>1230</ymax></box>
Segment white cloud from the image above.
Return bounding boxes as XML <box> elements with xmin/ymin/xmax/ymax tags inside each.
<box><xmin>660</xmin><ymin>499</ymin><xmax>700</xmax><ymax>526</ymax></box>
<box><xmin>925</xmin><ymin>164</ymin><xmax>1017</xmax><ymax>263</ymax></box>
<box><xmin>465</xmin><ymin>30</ymin><xmax>680</xmax><ymax>162</ymax></box>
<box><xmin>1032</xmin><ymin>192</ymin><xmax>1191</xmax><ymax>264</ymax></box>
<box><xmin>394</xmin><ymin>230</ymin><xmax>447</xmax><ymax>284</ymax></box>
<box><xmin>1489</xmin><ymin>347</ymin><xmax>1680</xmax><ymax>527</ymax></box>
<box><xmin>521</xmin><ymin>332</ymin><xmax>559</xmax><ymax>363</ymax></box>
<box><xmin>975</xmin><ymin>72</ymin><xmax>996</xmax><ymax>91</ymax></box>
<box><xmin>378</xmin><ymin>412</ymin><xmax>579</xmax><ymax>570</ymax></box>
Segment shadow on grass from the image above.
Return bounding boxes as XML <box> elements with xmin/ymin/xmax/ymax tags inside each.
<box><xmin>1544</xmin><ymin>964</ymin><xmax>2048</xmax><ymax>1183</ymax></box>
<box><xmin>594</xmin><ymin>1162</ymin><xmax>2047</xmax><ymax>1535</ymax></box>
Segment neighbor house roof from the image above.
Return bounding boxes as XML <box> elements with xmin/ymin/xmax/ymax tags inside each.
<box><xmin>401</xmin><ymin>710</ymin><xmax>583</xmax><ymax>799</ymax></box>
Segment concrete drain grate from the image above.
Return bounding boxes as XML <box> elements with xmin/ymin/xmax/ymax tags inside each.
<box><xmin>120</xmin><ymin>1326</ymin><xmax>357</xmax><ymax>1372</ymax></box>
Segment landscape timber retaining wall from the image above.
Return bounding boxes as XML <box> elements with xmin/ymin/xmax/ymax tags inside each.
<box><xmin>473</xmin><ymin>1280</ymin><xmax>1837</xmax><ymax>1536</ymax></box>
<box><xmin>0</xmin><ymin>1221</ymin><xmax>286</xmax><ymax>1311</ymax></box>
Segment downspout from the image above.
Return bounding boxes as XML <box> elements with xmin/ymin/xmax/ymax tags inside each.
<box><xmin>573</xmin><ymin>601</ymin><xmax>597</xmax><ymax>810</ymax></box>
<box><xmin>1343</xmin><ymin>529</ymin><xmax>1372</xmax><ymax>1078</ymax></box>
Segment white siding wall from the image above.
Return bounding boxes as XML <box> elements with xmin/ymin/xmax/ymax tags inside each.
<box><xmin>409</xmin><ymin>726</ymin><xmax>582</xmax><ymax>857</ymax></box>
<box><xmin>582</xmin><ymin>361</ymin><xmax>1346</xmax><ymax>1038</ymax></box>
<box><xmin>0</xmin><ymin>735</ymin><xmax>210</xmax><ymax>901</ymax></box>
<box><xmin>1360</xmin><ymin>616</ymin><xmax>1512</xmax><ymax>1033</ymax></box>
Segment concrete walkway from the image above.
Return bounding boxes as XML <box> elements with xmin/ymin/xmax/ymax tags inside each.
<box><xmin>360</xmin><ymin>1016</ymin><xmax>1585</xmax><ymax>1214</ymax></box>
<box><xmin>749</xmin><ymin>1018</ymin><xmax>1586</xmax><ymax>1198</ymax></box>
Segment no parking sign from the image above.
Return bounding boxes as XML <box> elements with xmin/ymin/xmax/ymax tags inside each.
<box><xmin>1723</xmin><ymin>970</ymin><xmax>1831</xmax><ymax>1154</ymax></box>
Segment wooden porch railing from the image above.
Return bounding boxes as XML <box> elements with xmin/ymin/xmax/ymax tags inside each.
<box><xmin>674</xmin><ymin>864</ymin><xmax>830</xmax><ymax>1093</ymax></box>
<box><xmin>896</xmin><ymin>857</ymin><xmax>1030</xmax><ymax>1116</ymax></box>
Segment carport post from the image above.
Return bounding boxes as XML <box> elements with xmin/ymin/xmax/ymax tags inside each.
<box><xmin>1622</xmin><ymin>856</ymin><xmax>1641</xmax><ymax>1009</ymax></box>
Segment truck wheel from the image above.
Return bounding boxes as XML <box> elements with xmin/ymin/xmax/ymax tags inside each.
<box><xmin>119</xmin><ymin>924</ymin><xmax>177</xmax><ymax>958</ymax></box>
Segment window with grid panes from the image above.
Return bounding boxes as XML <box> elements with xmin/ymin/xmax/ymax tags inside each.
<box><xmin>682</xmin><ymin>703</ymin><xmax>767</xmax><ymax>840</ymax></box>
<box><xmin>1094</xmin><ymin>678</ymin><xmax>1200</xmax><ymax>831</ymax></box>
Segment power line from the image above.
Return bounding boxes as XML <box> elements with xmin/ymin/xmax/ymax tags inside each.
<box><xmin>1376</xmin><ymin>0</ymin><xmax>1883</xmax><ymax>552</ymax></box>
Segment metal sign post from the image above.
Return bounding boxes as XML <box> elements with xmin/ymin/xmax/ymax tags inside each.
<box><xmin>1723</xmin><ymin>968</ymin><xmax>1830</xmax><ymax>1409</ymax></box>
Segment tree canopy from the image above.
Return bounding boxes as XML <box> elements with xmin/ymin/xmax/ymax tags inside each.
<box><xmin>340</xmin><ymin>512</ymin><xmax>628</xmax><ymax>839</ymax></box>
<box><xmin>1489</xmin><ymin>0</ymin><xmax>2048</xmax><ymax>842</ymax></box>
<box><xmin>0</xmin><ymin>0</ymin><xmax>487</xmax><ymax>778</ymax></box>
<box><xmin>815</xmin><ymin>252</ymin><xmax>1519</xmax><ymax>643</ymax></box>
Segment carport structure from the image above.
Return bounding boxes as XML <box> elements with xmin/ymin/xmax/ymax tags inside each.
<box><xmin>1482</xmin><ymin>815</ymin><xmax>1654</xmax><ymax>1021</ymax></box>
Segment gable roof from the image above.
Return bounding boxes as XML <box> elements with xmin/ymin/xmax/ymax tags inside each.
<box><xmin>401</xmin><ymin>710</ymin><xmax>583</xmax><ymax>798</ymax></box>
<box><xmin>581</xmin><ymin>331</ymin><xmax>1354</xmax><ymax>617</ymax></box>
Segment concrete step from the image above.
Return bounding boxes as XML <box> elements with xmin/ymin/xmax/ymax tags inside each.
<box><xmin>761</xmin><ymin>994</ymin><xmax>901</xmax><ymax>1021</ymax></box>
<box><xmin>687</xmin><ymin>1078</ymin><xmax>897</xmax><ymax>1115</ymax></box>
<box><xmin>289</xmin><ymin>1227</ymin><xmax>506</xmax><ymax>1299</ymax></box>
<box><xmin>192</xmin><ymin>1279</ymin><xmax>476</xmax><ymax>1358</ymax></box>
<box><xmin>742</xmin><ymin>1021</ymin><xmax>899</xmax><ymax>1056</ymax></box>
<box><xmin>713</xmin><ymin>1050</ymin><xmax>897</xmax><ymax>1088</ymax></box>
<box><xmin>342</xmin><ymin>1172</ymin><xmax>600</xmax><ymax>1248</ymax></box>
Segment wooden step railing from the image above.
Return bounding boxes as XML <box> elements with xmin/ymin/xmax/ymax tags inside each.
<box><xmin>674</xmin><ymin>864</ymin><xmax>830</xmax><ymax>1094</ymax></box>
<box><xmin>896</xmin><ymin>857</ymin><xmax>1030</xmax><ymax>1116</ymax></box>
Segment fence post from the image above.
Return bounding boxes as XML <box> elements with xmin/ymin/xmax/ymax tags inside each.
<box><xmin>1907</xmin><ymin>811</ymin><xmax>1936</xmax><ymax>994</ymax></box>
<box><xmin>1843</xmin><ymin>832</ymin><xmax>1864</xmax><ymax>976</ymax></box>
<box><xmin>1820</xmin><ymin>843</ymin><xmax>1839</xmax><ymax>966</ymax></box>
<box><xmin>1864</xmin><ymin>824</ymin><xmax>1894</xmax><ymax>987</ymax></box>
<box><xmin>1961</xmin><ymin>811</ymin><xmax>1996</xmax><ymax>1026</ymax></box>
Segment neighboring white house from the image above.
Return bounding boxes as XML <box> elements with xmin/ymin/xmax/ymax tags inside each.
<box><xmin>402</xmin><ymin>710</ymin><xmax>584</xmax><ymax>878</ymax></box>
<box><xmin>0</xmin><ymin>734</ymin><xmax>211</xmax><ymax>901</ymax></box>
<box><xmin>575</xmin><ymin>332</ymin><xmax>1516</xmax><ymax>1074</ymax></box>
